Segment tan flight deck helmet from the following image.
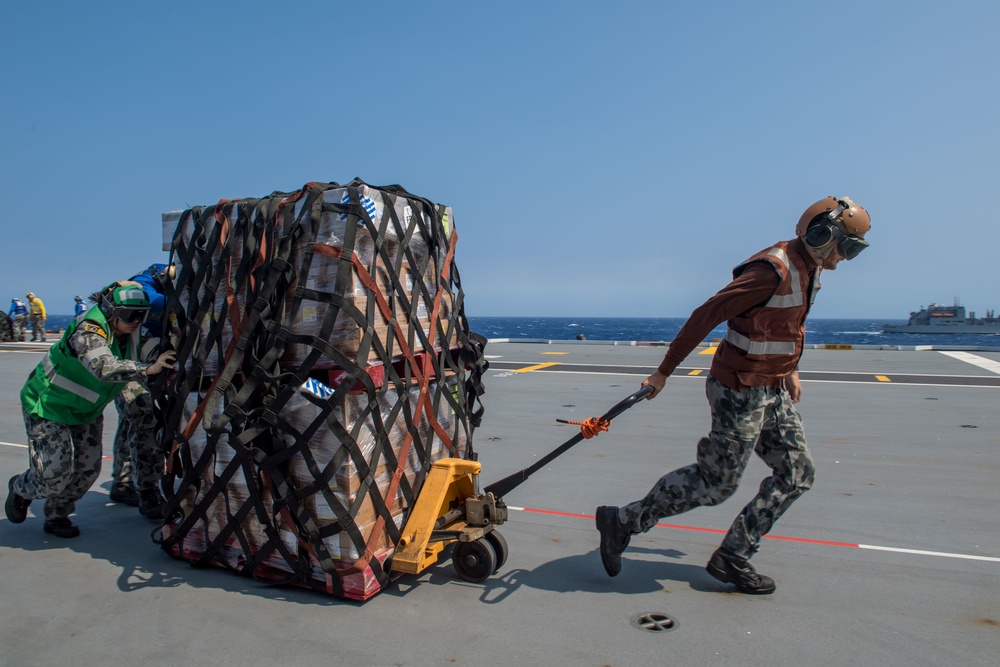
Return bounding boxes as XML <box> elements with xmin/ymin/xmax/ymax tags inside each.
<box><xmin>795</xmin><ymin>196</ymin><xmax>871</xmax><ymax>260</ymax></box>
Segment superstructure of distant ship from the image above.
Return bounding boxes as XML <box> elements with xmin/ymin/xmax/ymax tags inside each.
<box><xmin>883</xmin><ymin>300</ymin><xmax>1000</xmax><ymax>334</ymax></box>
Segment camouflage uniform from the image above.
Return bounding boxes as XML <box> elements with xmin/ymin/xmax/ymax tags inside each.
<box><xmin>13</xmin><ymin>411</ymin><xmax>104</xmax><ymax>520</ymax></box>
<box><xmin>29</xmin><ymin>313</ymin><xmax>45</xmax><ymax>341</ymax></box>
<box><xmin>111</xmin><ymin>382</ymin><xmax>162</xmax><ymax>494</ymax></box>
<box><xmin>12</xmin><ymin>313</ymin><xmax>28</xmax><ymax>341</ymax></box>
<box><xmin>10</xmin><ymin>321</ymin><xmax>149</xmax><ymax>521</ymax></box>
<box><xmin>620</xmin><ymin>375</ymin><xmax>815</xmax><ymax>560</ymax></box>
<box><xmin>27</xmin><ymin>296</ymin><xmax>46</xmax><ymax>342</ymax></box>
<box><xmin>109</xmin><ymin>264</ymin><xmax>171</xmax><ymax>500</ymax></box>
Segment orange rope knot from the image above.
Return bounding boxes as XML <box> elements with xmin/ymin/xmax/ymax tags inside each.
<box><xmin>565</xmin><ymin>416</ymin><xmax>611</xmax><ymax>439</ymax></box>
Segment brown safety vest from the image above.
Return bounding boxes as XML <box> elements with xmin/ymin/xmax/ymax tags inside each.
<box><xmin>711</xmin><ymin>240</ymin><xmax>820</xmax><ymax>387</ymax></box>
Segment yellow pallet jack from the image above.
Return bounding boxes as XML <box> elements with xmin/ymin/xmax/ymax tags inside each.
<box><xmin>390</xmin><ymin>386</ymin><xmax>652</xmax><ymax>582</ymax></box>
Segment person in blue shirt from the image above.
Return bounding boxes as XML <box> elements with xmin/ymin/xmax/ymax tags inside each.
<box><xmin>8</xmin><ymin>298</ymin><xmax>29</xmax><ymax>342</ymax></box>
<box><xmin>109</xmin><ymin>263</ymin><xmax>175</xmax><ymax>520</ymax></box>
<box><xmin>74</xmin><ymin>296</ymin><xmax>86</xmax><ymax>317</ymax></box>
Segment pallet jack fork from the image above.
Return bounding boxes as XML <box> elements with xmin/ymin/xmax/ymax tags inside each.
<box><xmin>390</xmin><ymin>457</ymin><xmax>509</xmax><ymax>583</ymax></box>
<box><xmin>390</xmin><ymin>386</ymin><xmax>651</xmax><ymax>583</ymax></box>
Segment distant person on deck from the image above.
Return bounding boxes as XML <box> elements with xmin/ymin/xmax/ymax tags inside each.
<box><xmin>596</xmin><ymin>196</ymin><xmax>871</xmax><ymax>595</ymax></box>
<box><xmin>8</xmin><ymin>297</ymin><xmax>29</xmax><ymax>341</ymax></box>
<box><xmin>26</xmin><ymin>292</ymin><xmax>46</xmax><ymax>342</ymax></box>
<box><xmin>74</xmin><ymin>295</ymin><xmax>86</xmax><ymax>317</ymax></box>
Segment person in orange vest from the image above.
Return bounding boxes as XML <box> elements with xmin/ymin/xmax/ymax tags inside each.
<box><xmin>596</xmin><ymin>196</ymin><xmax>871</xmax><ymax>595</ymax></box>
<box><xmin>26</xmin><ymin>292</ymin><xmax>46</xmax><ymax>342</ymax></box>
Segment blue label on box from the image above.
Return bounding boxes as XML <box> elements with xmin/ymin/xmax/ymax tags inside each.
<box><xmin>301</xmin><ymin>377</ymin><xmax>335</xmax><ymax>399</ymax></box>
<box><xmin>339</xmin><ymin>192</ymin><xmax>378</xmax><ymax>224</ymax></box>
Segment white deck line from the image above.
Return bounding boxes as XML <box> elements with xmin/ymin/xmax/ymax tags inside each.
<box><xmin>858</xmin><ymin>544</ymin><xmax>1000</xmax><ymax>563</ymax></box>
<box><xmin>939</xmin><ymin>350</ymin><xmax>1000</xmax><ymax>375</ymax></box>
<box><xmin>497</xmin><ymin>368</ymin><xmax>1000</xmax><ymax>389</ymax></box>
<box><xmin>505</xmin><ymin>506</ymin><xmax>1000</xmax><ymax>564</ymax></box>
<box><xmin>492</xmin><ymin>360</ymin><xmax>1000</xmax><ymax>380</ymax></box>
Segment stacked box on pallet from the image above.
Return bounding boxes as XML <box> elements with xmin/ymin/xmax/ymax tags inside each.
<box><xmin>281</xmin><ymin>184</ymin><xmax>457</xmax><ymax>370</ymax></box>
<box><xmin>162</xmin><ymin>377</ymin><xmax>470</xmax><ymax>599</ymax></box>
<box><xmin>164</xmin><ymin>391</ymin><xmax>273</xmax><ymax>570</ymax></box>
<box><xmin>162</xmin><ymin>202</ymin><xmax>252</xmax><ymax>378</ymax></box>
<box><xmin>163</xmin><ymin>186</ymin><xmax>458</xmax><ymax>376</ymax></box>
<box><xmin>259</xmin><ymin>375</ymin><xmax>468</xmax><ymax>598</ymax></box>
<box><xmin>157</xmin><ymin>180</ymin><xmax>478</xmax><ymax>600</ymax></box>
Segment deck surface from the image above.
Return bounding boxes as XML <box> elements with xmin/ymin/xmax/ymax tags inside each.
<box><xmin>1</xmin><ymin>340</ymin><xmax>998</xmax><ymax>666</ymax></box>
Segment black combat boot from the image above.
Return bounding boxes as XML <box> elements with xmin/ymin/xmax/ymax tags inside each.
<box><xmin>5</xmin><ymin>476</ymin><xmax>31</xmax><ymax>523</ymax></box>
<box><xmin>43</xmin><ymin>517</ymin><xmax>81</xmax><ymax>538</ymax></box>
<box><xmin>138</xmin><ymin>489</ymin><xmax>167</xmax><ymax>522</ymax></box>
<box><xmin>109</xmin><ymin>483</ymin><xmax>140</xmax><ymax>507</ymax></box>
<box><xmin>706</xmin><ymin>548</ymin><xmax>776</xmax><ymax>595</ymax></box>
<box><xmin>596</xmin><ymin>506</ymin><xmax>631</xmax><ymax>577</ymax></box>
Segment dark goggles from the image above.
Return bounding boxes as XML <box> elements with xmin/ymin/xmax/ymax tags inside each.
<box><xmin>117</xmin><ymin>307</ymin><xmax>149</xmax><ymax>325</ymax></box>
<box><xmin>830</xmin><ymin>225</ymin><xmax>869</xmax><ymax>260</ymax></box>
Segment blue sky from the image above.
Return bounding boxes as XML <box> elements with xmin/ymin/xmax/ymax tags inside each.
<box><xmin>2</xmin><ymin>1</ymin><xmax>997</xmax><ymax>319</ymax></box>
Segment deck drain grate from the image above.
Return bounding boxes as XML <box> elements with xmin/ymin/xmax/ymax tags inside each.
<box><xmin>630</xmin><ymin>612</ymin><xmax>678</xmax><ymax>633</ymax></box>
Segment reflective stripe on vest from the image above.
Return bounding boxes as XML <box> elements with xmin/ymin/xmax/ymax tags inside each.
<box><xmin>21</xmin><ymin>306</ymin><xmax>131</xmax><ymax>424</ymax></box>
<box><xmin>725</xmin><ymin>329</ymin><xmax>797</xmax><ymax>356</ymax></box>
<box><xmin>720</xmin><ymin>240</ymin><xmax>815</xmax><ymax>365</ymax></box>
<box><xmin>763</xmin><ymin>247</ymin><xmax>802</xmax><ymax>308</ymax></box>
<box><xmin>41</xmin><ymin>355</ymin><xmax>101</xmax><ymax>404</ymax></box>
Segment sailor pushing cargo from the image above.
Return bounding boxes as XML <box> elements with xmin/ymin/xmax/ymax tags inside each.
<box><xmin>4</xmin><ymin>282</ymin><xmax>176</xmax><ymax>538</ymax></box>
<box><xmin>108</xmin><ymin>263</ymin><xmax>174</xmax><ymax>520</ymax></box>
<box><xmin>597</xmin><ymin>196</ymin><xmax>872</xmax><ymax>595</ymax></box>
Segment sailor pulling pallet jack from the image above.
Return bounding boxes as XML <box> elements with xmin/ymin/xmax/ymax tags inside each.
<box><xmin>597</xmin><ymin>196</ymin><xmax>871</xmax><ymax>595</ymax></box>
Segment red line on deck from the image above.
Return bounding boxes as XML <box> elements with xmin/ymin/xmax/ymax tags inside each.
<box><xmin>519</xmin><ymin>506</ymin><xmax>860</xmax><ymax>549</ymax></box>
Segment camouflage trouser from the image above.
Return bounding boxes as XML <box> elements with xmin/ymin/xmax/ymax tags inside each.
<box><xmin>29</xmin><ymin>314</ymin><xmax>45</xmax><ymax>341</ymax></box>
<box><xmin>12</xmin><ymin>409</ymin><xmax>104</xmax><ymax>520</ymax></box>
<box><xmin>620</xmin><ymin>374</ymin><xmax>815</xmax><ymax>560</ymax></box>
<box><xmin>111</xmin><ymin>380</ymin><xmax>163</xmax><ymax>492</ymax></box>
<box><xmin>12</xmin><ymin>314</ymin><xmax>27</xmax><ymax>341</ymax></box>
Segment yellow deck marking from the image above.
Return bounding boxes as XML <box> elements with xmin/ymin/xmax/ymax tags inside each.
<box><xmin>688</xmin><ymin>369</ymin><xmax>704</xmax><ymax>376</ymax></box>
<box><xmin>875</xmin><ymin>375</ymin><xmax>891</xmax><ymax>382</ymax></box>
<box><xmin>699</xmin><ymin>347</ymin><xmax>717</xmax><ymax>355</ymax></box>
<box><xmin>540</xmin><ymin>351</ymin><xmax>568</xmax><ymax>355</ymax></box>
<box><xmin>513</xmin><ymin>362</ymin><xmax>561</xmax><ymax>373</ymax></box>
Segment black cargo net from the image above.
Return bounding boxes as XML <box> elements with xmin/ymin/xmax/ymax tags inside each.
<box><xmin>153</xmin><ymin>179</ymin><xmax>487</xmax><ymax>600</ymax></box>
<box><xmin>0</xmin><ymin>312</ymin><xmax>13</xmax><ymax>342</ymax></box>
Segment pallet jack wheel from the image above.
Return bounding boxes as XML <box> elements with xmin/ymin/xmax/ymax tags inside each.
<box><xmin>452</xmin><ymin>538</ymin><xmax>497</xmax><ymax>583</ymax></box>
<box><xmin>483</xmin><ymin>530</ymin><xmax>508</xmax><ymax>572</ymax></box>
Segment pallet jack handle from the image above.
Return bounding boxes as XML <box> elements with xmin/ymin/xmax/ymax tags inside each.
<box><xmin>483</xmin><ymin>385</ymin><xmax>653</xmax><ymax>499</ymax></box>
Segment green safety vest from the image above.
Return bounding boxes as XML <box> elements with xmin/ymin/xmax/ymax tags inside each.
<box><xmin>21</xmin><ymin>306</ymin><xmax>139</xmax><ymax>425</ymax></box>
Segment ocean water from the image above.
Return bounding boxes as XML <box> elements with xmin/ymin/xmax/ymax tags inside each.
<box><xmin>40</xmin><ymin>314</ymin><xmax>1000</xmax><ymax>349</ymax></box>
<box><xmin>467</xmin><ymin>316</ymin><xmax>1000</xmax><ymax>349</ymax></box>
